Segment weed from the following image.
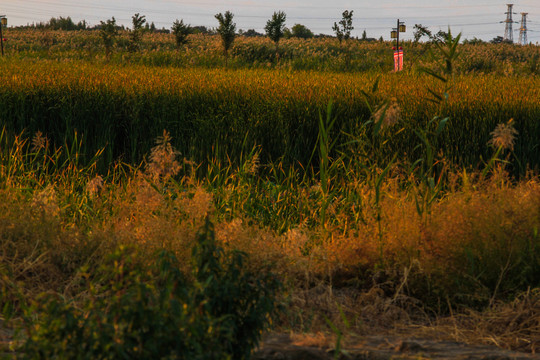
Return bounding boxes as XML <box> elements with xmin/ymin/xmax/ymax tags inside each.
<box><xmin>21</xmin><ymin>219</ymin><xmax>281</xmax><ymax>359</ymax></box>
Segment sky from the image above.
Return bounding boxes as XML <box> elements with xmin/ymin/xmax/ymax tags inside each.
<box><xmin>2</xmin><ymin>0</ymin><xmax>540</xmax><ymax>43</ymax></box>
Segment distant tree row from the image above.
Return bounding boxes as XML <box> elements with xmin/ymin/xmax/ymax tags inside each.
<box><xmin>22</xmin><ymin>13</ymin><xmax>520</xmax><ymax>49</ymax></box>
<box><xmin>31</xmin><ymin>16</ymin><xmax>88</xmax><ymax>31</ymax></box>
<box><xmin>26</xmin><ymin>10</ymin><xmax>360</xmax><ymax>43</ymax></box>
<box><xmin>99</xmin><ymin>13</ymin><xmax>160</xmax><ymax>59</ymax></box>
<box><xmin>238</xmin><ymin>24</ymin><xmax>316</xmax><ymax>39</ymax></box>
<box><xmin>29</xmin><ymin>10</ymin><xmax>382</xmax><ymax>63</ymax></box>
<box><xmin>24</xmin><ymin>16</ymin><xmax>169</xmax><ymax>33</ymax></box>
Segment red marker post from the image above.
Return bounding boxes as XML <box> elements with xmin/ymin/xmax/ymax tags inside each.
<box><xmin>393</xmin><ymin>48</ymin><xmax>403</xmax><ymax>72</ymax></box>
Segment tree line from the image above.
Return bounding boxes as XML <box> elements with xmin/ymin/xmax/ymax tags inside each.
<box><xmin>24</xmin><ymin>10</ymin><xmax>489</xmax><ymax>62</ymax></box>
<box><xmin>23</xmin><ymin>12</ymin><xmax>349</xmax><ymax>40</ymax></box>
<box><xmin>88</xmin><ymin>10</ymin><xmax>361</xmax><ymax>61</ymax></box>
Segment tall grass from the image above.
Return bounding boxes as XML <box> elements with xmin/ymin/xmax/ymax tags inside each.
<box><xmin>1</xmin><ymin>128</ymin><xmax>538</xmax><ymax>307</ymax></box>
<box><xmin>0</xmin><ymin>124</ymin><xmax>539</xmax><ymax>354</ymax></box>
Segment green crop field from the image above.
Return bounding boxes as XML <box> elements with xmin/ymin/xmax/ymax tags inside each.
<box><xmin>1</xmin><ymin>27</ymin><xmax>539</xmax><ymax>357</ymax></box>
<box><xmin>1</xmin><ymin>61</ymin><xmax>538</xmax><ymax>174</ymax></box>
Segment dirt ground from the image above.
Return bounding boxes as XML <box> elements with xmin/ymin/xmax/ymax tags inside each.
<box><xmin>254</xmin><ymin>333</ymin><xmax>540</xmax><ymax>360</ymax></box>
<box><xmin>2</xmin><ymin>321</ymin><xmax>539</xmax><ymax>359</ymax></box>
<box><xmin>1</xmin><ymin>329</ymin><xmax>539</xmax><ymax>359</ymax></box>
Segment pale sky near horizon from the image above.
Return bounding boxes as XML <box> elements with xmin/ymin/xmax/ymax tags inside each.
<box><xmin>2</xmin><ymin>0</ymin><xmax>540</xmax><ymax>42</ymax></box>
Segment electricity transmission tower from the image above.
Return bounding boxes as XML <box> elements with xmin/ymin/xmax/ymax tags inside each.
<box><xmin>503</xmin><ymin>4</ymin><xmax>516</xmax><ymax>42</ymax></box>
<box><xmin>518</xmin><ymin>12</ymin><xmax>528</xmax><ymax>45</ymax></box>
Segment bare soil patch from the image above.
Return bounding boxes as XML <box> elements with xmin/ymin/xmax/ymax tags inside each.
<box><xmin>255</xmin><ymin>333</ymin><xmax>540</xmax><ymax>360</ymax></box>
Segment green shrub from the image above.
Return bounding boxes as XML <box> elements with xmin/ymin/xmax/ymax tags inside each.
<box><xmin>22</xmin><ymin>219</ymin><xmax>281</xmax><ymax>359</ymax></box>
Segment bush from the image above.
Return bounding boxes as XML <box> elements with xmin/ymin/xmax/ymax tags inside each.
<box><xmin>22</xmin><ymin>219</ymin><xmax>281</xmax><ymax>359</ymax></box>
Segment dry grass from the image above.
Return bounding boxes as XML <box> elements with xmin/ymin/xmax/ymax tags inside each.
<box><xmin>411</xmin><ymin>288</ymin><xmax>540</xmax><ymax>353</ymax></box>
<box><xmin>280</xmin><ymin>285</ymin><xmax>540</xmax><ymax>353</ymax></box>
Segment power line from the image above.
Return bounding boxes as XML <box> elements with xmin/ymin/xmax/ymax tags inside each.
<box><xmin>1</xmin><ymin>2</ymin><xmax>504</xmax><ymax>22</ymax></box>
<box><xmin>1</xmin><ymin>10</ymin><xmax>508</xmax><ymax>29</ymax></box>
<box><xmin>4</xmin><ymin>0</ymin><xmax>521</xmax><ymax>11</ymax></box>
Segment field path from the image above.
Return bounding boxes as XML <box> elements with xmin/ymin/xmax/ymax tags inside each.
<box><xmin>254</xmin><ymin>333</ymin><xmax>540</xmax><ymax>360</ymax></box>
<box><xmin>2</xmin><ymin>324</ymin><xmax>539</xmax><ymax>359</ymax></box>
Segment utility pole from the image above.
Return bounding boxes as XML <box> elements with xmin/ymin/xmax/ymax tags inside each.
<box><xmin>503</xmin><ymin>4</ymin><xmax>515</xmax><ymax>43</ymax></box>
<box><xmin>0</xmin><ymin>15</ymin><xmax>6</xmax><ymax>56</ymax></box>
<box><xmin>518</xmin><ymin>12</ymin><xmax>528</xmax><ymax>45</ymax></box>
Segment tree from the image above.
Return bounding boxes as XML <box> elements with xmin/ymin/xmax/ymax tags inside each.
<box><xmin>463</xmin><ymin>37</ymin><xmax>485</xmax><ymax>45</ymax></box>
<box><xmin>172</xmin><ymin>19</ymin><xmax>192</xmax><ymax>48</ymax></box>
<box><xmin>283</xmin><ymin>27</ymin><xmax>292</xmax><ymax>38</ymax></box>
<box><xmin>434</xmin><ymin>30</ymin><xmax>449</xmax><ymax>43</ymax></box>
<box><xmin>45</xmin><ymin>16</ymin><xmax>88</xmax><ymax>30</ymax></box>
<box><xmin>332</xmin><ymin>10</ymin><xmax>354</xmax><ymax>43</ymax></box>
<box><xmin>290</xmin><ymin>24</ymin><xmax>313</xmax><ymax>39</ymax></box>
<box><xmin>129</xmin><ymin>13</ymin><xmax>146</xmax><ymax>52</ymax></box>
<box><xmin>243</xmin><ymin>29</ymin><xmax>263</xmax><ymax>37</ymax></box>
<box><xmin>215</xmin><ymin>11</ymin><xmax>236</xmax><ymax>64</ymax></box>
<box><xmin>192</xmin><ymin>25</ymin><xmax>211</xmax><ymax>35</ymax></box>
<box><xmin>413</xmin><ymin>24</ymin><xmax>432</xmax><ymax>43</ymax></box>
<box><xmin>100</xmin><ymin>17</ymin><xmax>118</xmax><ymax>60</ymax></box>
<box><xmin>490</xmin><ymin>36</ymin><xmax>512</xmax><ymax>44</ymax></box>
<box><xmin>47</xmin><ymin>16</ymin><xmax>76</xmax><ymax>30</ymax></box>
<box><xmin>77</xmin><ymin>20</ymin><xmax>87</xmax><ymax>30</ymax></box>
<box><xmin>265</xmin><ymin>11</ymin><xmax>287</xmax><ymax>56</ymax></box>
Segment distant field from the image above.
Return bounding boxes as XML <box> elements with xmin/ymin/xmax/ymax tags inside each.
<box><xmin>3</xmin><ymin>28</ymin><xmax>540</xmax><ymax>73</ymax></box>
